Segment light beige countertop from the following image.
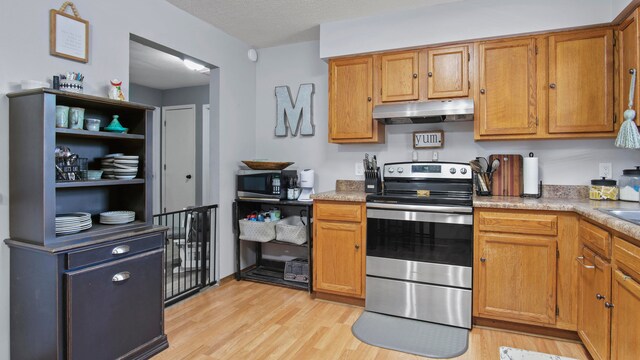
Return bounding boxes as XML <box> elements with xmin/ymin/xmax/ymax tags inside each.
<box><xmin>474</xmin><ymin>196</ymin><xmax>640</xmax><ymax>241</ymax></box>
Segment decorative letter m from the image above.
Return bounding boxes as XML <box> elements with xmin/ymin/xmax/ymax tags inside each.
<box><xmin>274</xmin><ymin>83</ymin><xmax>315</xmax><ymax>137</ymax></box>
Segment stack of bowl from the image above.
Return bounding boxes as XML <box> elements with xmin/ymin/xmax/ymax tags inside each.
<box><xmin>100</xmin><ymin>153</ymin><xmax>123</xmax><ymax>179</ymax></box>
<box><xmin>113</xmin><ymin>155</ymin><xmax>139</xmax><ymax>180</ymax></box>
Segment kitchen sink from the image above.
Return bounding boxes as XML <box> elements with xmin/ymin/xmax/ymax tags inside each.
<box><xmin>599</xmin><ymin>209</ymin><xmax>640</xmax><ymax>225</ymax></box>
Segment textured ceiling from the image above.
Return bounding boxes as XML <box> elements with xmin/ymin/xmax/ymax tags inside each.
<box><xmin>129</xmin><ymin>40</ymin><xmax>210</xmax><ymax>90</ymax></box>
<box><xmin>166</xmin><ymin>0</ymin><xmax>460</xmax><ymax>48</ymax></box>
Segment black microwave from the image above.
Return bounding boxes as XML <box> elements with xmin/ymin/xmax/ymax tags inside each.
<box><xmin>237</xmin><ymin>170</ymin><xmax>297</xmax><ymax>200</ymax></box>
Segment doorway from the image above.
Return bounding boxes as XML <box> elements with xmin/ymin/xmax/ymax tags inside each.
<box><xmin>162</xmin><ymin>104</ymin><xmax>196</xmax><ymax>213</ymax></box>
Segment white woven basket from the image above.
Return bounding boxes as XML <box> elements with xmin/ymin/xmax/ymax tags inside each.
<box><xmin>239</xmin><ymin>219</ymin><xmax>276</xmax><ymax>242</ymax></box>
<box><xmin>275</xmin><ymin>216</ymin><xmax>309</xmax><ymax>245</ymax></box>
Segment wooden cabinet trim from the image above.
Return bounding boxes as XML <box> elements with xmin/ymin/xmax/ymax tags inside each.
<box><xmin>613</xmin><ymin>236</ymin><xmax>640</xmax><ymax>280</ymax></box>
<box><xmin>478</xmin><ymin>211</ymin><xmax>557</xmax><ymax>236</ymax></box>
<box><xmin>579</xmin><ymin>219</ymin><xmax>611</xmax><ymax>259</ymax></box>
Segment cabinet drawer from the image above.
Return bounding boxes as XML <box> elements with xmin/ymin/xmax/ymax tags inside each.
<box><xmin>315</xmin><ymin>202</ymin><xmax>362</xmax><ymax>222</ymax></box>
<box><xmin>67</xmin><ymin>232</ymin><xmax>163</xmax><ymax>269</ymax></box>
<box><xmin>579</xmin><ymin>219</ymin><xmax>611</xmax><ymax>258</ymax></box>
<box><xmin>614</xmin><ymin>237</ymin><xmax>640</xmax><ymax>279</ymax></box>
<box><xmin>66</xmin><ymin>249</ymin><xmax>164</xmax><ymax>360</ymax></box>
<box><xmin>477</xmin><ymin>211</ymin><xmax>557</xmax><ymax>236</ymax></box>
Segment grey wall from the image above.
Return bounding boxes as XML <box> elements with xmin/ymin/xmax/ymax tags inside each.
<box><xmin>255</xmin><ymin>41</ymin><xmax>640</xmax><ymax>194</ymax></box>
<box><xmin>130</xmin><ymin>83</ymin><xmax>163</xmax><ymax>108</ymax></box>
<box><xmin>0</xmin><ymin>1</ymin><xmax>257</xmax><ymax>356</ymax></box>
<box><xmin>131</xmin><ymin>84</ymin><xmax>210</xmax><ymax>206</ymax></box>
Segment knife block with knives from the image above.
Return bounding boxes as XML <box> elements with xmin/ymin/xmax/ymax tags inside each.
<box><xmin>489</xmin><ymin>154</ymin><xmax>523</xmax><ymax>196</ymax></box>
<box><xmin>363</xmin><ymin>154</ymin><xmax>382</xmax><ymax>194</ymax></box>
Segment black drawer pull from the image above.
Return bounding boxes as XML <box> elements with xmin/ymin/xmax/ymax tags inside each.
<box><xmin>112</xmin><ymin>271</ymin><xmax>131</xmax><ymax>283</ymax></box>
<box><xmin>112</xmin><ymin>245</ymin><xmax>130</xmax><ymax>255</ymax></box>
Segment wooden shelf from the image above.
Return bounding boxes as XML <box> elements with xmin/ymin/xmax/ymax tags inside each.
<box><xmin>56</xmin><ymin>179</ymin><xmax>144</xmax><ymax>188</ymax></box>
<box><xmin>55</xmin><ymin>128</ymin><xmax>144</xmax><ymax>140</ymax></box>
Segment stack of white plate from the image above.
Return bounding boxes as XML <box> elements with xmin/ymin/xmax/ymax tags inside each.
<box><xmin>100</xmin><ymin>211</ymin><xmax>135</xmax><ymax>225</ymax></box>
<box><xmin>113</xmin><ymin>155</ymin><xmax>139</xmax><ymax>180</ymax></box>
<box><xmin>101</xmin><ymin>153</ymin><xmax>123</xmax><ymax>179</ymax></box>
<box><xmin>56</xmin><ymin>212</ymin><xmax>92</xmax><ymax>235</ymax></box>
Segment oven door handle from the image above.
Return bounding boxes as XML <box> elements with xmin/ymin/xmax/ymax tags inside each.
<box><xmin>366</xmin><ymin>202</ymin><xmax>473</xmax><ymax>214</ymax></box>
<box><xmin>366</xmin><ymin>208</ymin><xmax>473</xmax><ymax>225</ymax></box>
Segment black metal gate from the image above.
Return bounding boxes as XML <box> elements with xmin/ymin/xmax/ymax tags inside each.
<box><xmin>154</xmin><ymin>205</ymin><xmax>218</xmax><ymax>305</ymax></box>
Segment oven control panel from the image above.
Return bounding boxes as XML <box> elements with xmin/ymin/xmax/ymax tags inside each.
<box><xmin>384</xmin><ymin>162</ymin><xmax>472</xmax><ymax>180</ymax></box>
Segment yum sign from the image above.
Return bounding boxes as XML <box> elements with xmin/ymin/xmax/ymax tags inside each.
<box><xmin>413</xmin><ymin>130</ymin><xmax>444</xmax><ymax>149</ymax></box>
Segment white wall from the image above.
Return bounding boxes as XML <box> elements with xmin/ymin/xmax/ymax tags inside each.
<box><xmin>0</xmin><ymin>1</ymin><xmax>256</xmax><ymax>356</ymax></box>
<box><xmin>255</xmin><ymin>41</ymin><xmax>640</xmax><ymax>194</ymax></box>
<box><xmin>320</xmin><ymin>0</ymin><xmax>614</xmax><ymax>58</ymax></box>
<box><xmin>613</xmin><ymin>0</ymin><xmax>634</xmax><ymax>18</ymax></box>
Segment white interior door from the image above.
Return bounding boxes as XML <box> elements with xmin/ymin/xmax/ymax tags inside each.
<box><xmin>162</xmin><ymin>105</ymin><xmax>196</xmax><ymax>212</ymax></box>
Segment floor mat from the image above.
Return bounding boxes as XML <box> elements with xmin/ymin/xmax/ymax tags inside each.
<box><xmin>351</xmin><ymin>311</ymin><xmax>469</xmax><ymax>358</ymax></box>
<box><xmin>499</xmin><ymin>346</ymin><xmax>578</xmax><ymax>360</ymax></box>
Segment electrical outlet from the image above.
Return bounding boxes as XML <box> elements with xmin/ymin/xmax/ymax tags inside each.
<box><xmin>355</xmin><ymin>162</ymin><xmax>364</xmax><ymax>176</ymax></box>
<box><xmin>599</xmin><ymin>163</ymin><xmax>612</xmax><ymax>179</ymax></box>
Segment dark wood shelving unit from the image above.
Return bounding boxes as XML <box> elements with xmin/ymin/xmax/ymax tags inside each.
<box><xmin>5</xmin><ymin>89</ymin><xmax>167</xmax><ymax>359</ymax></box>
<box><xmin>234</xmin><ymin>198</ymin><xmax>313</xmax><ymax>292</ymax></box>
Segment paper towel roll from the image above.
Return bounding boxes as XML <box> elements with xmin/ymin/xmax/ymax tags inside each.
<box><xmin>523</xmin><ymin>156</ymin><xmax>539</xmax><ymax>195</ymax></box>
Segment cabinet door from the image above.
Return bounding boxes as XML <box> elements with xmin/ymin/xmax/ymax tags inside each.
<box><xmin>329</xmin><ymin>57</ymin><xmax>381</xmax><ymax>143</ymax></box>
<box><xmin>548</xmin><ymin>29</ymin><xmax>614</xmax><ymax>133</ymax></box>
<box><xmin>477</xmin><ymin>38</ymin><xmax>537</xmax><ymax>136</ymax></box>
<box><xmin>427</xmin><ymin>45</ymin><xmax>469</xmax><ymax>99</ymax></box>
<box><xmin>619</xmin><ymin>10</ymin><xmax>640</xmax><ymax>126</ymax></box>
<box><xmin>66</xmin><ymin>250</ymin><xmax>164</xmax><ymax>360</ymax></box>
<box><xmin>577</xmin><ymin>247</ymin><xmax>611</xmax><ymax>360</ymax></box>
<box><xmin>476</xmin><ymin>233</ymin><xmax>557</xmax><ymax>324</ymax></box>
<box><xmin>314</xmin><ymin>220</ymin><xmax>363</xmax><ymax>297</ymax></box>
<box><xmin>380</xmin><ymin>51</ymin><xmax>419</xmax><ymax>102</ymax></box>
<box><xmin>611</xmin><ymin>270</ymin><xmax>640</xmax><ymax>360</ymax></box>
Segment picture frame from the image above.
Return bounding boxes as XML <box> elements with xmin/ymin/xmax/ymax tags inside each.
<box><xmin>413</xmin><ymin>130</ymin><xmax>444</xmax><ymax>149</ymax></box>
<box><xmin>49</xmin><ymin>3</ymin><xmax>89</xmax><ymax>63</ymax></box>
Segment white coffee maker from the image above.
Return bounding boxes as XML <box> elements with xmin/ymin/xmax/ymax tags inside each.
<box><xmin>297</xmin><ymin>169</ymin><xmax>315</xmax><ymax>201</ymax></box>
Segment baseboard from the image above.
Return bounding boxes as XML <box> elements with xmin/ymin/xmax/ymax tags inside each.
<box><xmin>125</xmin><ymin>334</ymin><xmax>169</xmax><ymax>359</ymax></box>
<box><xmin>473</xmin><ymin>317</ymin><xmax>581</xmax><ymax>342</ymax></box>
<box><xmin>313</xmin><ymin>291</ymin><xmax>365</xmax><ymax>307</ymax></box>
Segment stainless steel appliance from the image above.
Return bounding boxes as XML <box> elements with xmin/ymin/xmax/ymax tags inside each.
<box><xmin>237</xmin><ymin>169</ymin><xmax>297</xmax><ymax>200</ymax></box>
<box><xmin>372</xmin><ymin>99</ymin><xmax>474</xmax><ymax>124</ymax></box>
<box><xmin>365</xmin><ymin>161</ymin><xmax>473</xmax><ymax>329</ymax></box>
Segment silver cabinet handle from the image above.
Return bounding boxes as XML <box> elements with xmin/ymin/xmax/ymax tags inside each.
<box><xmin>112</xmin><ymin>271</ymin><xmax>131</xmax><ymax>283</ymax></box>
<box><xmin>112</xmin><ymin>245</ymin><xmax>130</xmax><ymax>255</ymax></box>
<box><xmin>576</xmin><ymin>256</ymin><xmax>595</xmax><ymax>269</ymax></box>
<box><xmin>596</xmin><ymin>293</ymin><xmax>605</xmax><ymax>300</ymax></box>
<box><xmin>605</xmin><ymin>302</ymin><xmax>615</xmax><ymax>309</ymax></box>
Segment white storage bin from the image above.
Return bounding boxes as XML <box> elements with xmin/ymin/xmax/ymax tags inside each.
<box><xmin>275</xmin><ymin>216</ymin><xmax>310</xmax><ymax>245</ymax></box>
<box><xmin>238</xmin><ymin>219</ymin><xmax>276</xmax><ymax>242</ymax></box>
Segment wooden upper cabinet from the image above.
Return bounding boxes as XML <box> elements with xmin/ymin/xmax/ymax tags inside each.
<box><xmin>477</xmin><ymin>38</ymin><xmax>537</xmax><ymax>136</ymax></box>
<box><xmin>619</xmin><ymin>9</ymin><xmax>640</xmax><ymax>126</ymax></box>
<box><xmin>475</xmin><ymin>233</ymin><xmax>557</xmax><ymax>325</ymax></box>
<box><xmin>426</xmin><ymin>45</ymin><xmax>470</xmax><ymax>99</ymax></box>
<box><xmin>611</xmin><ymin>269</ymin><xmax>640</xmax><ymax>360</ymax></box>
<box><xmin>548</xmin><ymin>29</ymin><xmax>614</xmax><ymax>134</ymax></box>
<box><xmin>329</xmin><ymin>56</ymin><xmax>383</xmax><ymax>143</ymax></box>
<box><xmin>380</xmin><ymin>51</ymin><xmax>420</xmax><ymax>102</ymax></box>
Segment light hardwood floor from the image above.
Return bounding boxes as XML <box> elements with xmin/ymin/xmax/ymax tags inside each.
<box><xmin>154</xmin><ymin>281</ymin><xmax>591</xmax><ymax>360</ymax></box>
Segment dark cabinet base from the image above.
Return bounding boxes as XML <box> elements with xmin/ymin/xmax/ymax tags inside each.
<box><xmin>7</xmin><ymin>229</ymin><xmax>168</xmax><ymax>360</ymax></box>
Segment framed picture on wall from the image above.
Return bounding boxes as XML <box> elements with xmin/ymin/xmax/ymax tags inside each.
<box><xmin>49</xmin><ymin>3</ymin><xmax>89</xmax><ymax>63</ymax></box>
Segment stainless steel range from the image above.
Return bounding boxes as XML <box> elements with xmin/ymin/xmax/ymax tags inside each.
<box><xmin>365</xmin><ymin>161</ymin><xmax>473</xmax><ymax>329</ymax></box>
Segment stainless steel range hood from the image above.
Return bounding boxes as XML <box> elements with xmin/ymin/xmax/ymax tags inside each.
<box><xmin>373</xmin><ymin>99</ymin><xmax>474</xmax><ymax>125</ymax></box>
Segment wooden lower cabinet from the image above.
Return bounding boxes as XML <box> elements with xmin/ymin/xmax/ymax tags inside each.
<box><xmin>611</xmin><ymin>269</ymin><xmax>640</xmax><ymax>359</ymax></box>
<box><xmin>475</xmin><ymin>233</ymin><xmax>557</xmax><ymax>325</ymax></box>
<box><xmin>577</xmin><ymin>246</ymin><xmax>611</xmax><ymax>360</ymax></box>
<box><xmin>313</xmin><ymin>201</ymin><xmax>366</xmax><ymax>299</ymax></box>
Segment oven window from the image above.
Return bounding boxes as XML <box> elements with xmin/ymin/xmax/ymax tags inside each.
<box><xmin>367</xmin><ymin>218</ymin><xmax>472</xmax><ymax>267</ymax></box>
<box><xmin>241</xmin><ymin>176</ymin><xmax>267</xmax><ymax>192</ymax></box>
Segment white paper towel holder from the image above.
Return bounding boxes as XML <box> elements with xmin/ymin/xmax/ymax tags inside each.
<box><xmin>521</xmin><ymin>152</ymin><xmax>543</xmax><ymax>199</ymax></box>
